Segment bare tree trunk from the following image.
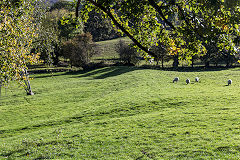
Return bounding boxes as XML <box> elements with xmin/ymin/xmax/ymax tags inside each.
<box><xmin>226</xmin><ymin>52</ymin><xmax>230</xmax><ymax>67</ymax></box>
<box><xmin>173</xmin><ymin>54</ymin><xmax>179</xmax><ymax>68</ymax></box>
<box><xmin>23</xmin><ymin>69</ymin><xmax>34</xmax><ymax>95</ymax></box>
<box><xmin>205</xmin><ymin>61</ymin><xmax>210</xmax><ymax>67</ymax></box>
<box><xmin>161</xmin><ymin>57</ymin><xmax>164</xmax><ymax>69</ymax></box>
<box><xmin>191</xmin><ymin>56</ymin><xmax>194</xmax><ymax>68</ymax></box>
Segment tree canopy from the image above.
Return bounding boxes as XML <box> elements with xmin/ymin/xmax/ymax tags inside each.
<box><xmin>0</xmin><ymin>0</ymin><xmax>40</xmax><ymax>87</ymax></box>
<box><xmin>75</xmin><ymin>0</ymin><xmax>240</xmax><ymax>62</ymax></box>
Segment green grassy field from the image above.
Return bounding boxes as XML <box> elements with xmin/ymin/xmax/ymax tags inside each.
<box><xmin>1</xmin><ymin>66</ymin><xmax>240</xmax><ymax>159</ymax></box>
<box><xmin>94</xmin><ymin>37</ymin><xmax>214</xmax><ymax>68</ymax></box>
<box><xmin>93</xmin><ymin>37</ymin><xmax>132</xmax><ymax>63</ymax></box>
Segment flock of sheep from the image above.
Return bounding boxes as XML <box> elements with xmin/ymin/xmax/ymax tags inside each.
<box><xmin>173</xmin><ymin>77</ymin><xmax>232</xmax><ymax>85</ymax></box>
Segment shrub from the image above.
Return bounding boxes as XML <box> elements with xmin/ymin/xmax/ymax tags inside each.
<box><xmin>115</xmin><ymin>40</ymin><xmax>139</xmax><ymax>66</ymax></box>
<box><xmin>61</xmin><ymin>32</ymin><xmax>100</xmax><ymax>67</ymax></box>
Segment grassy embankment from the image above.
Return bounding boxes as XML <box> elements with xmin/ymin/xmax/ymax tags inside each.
<box><xmin>1</xmin><ymin>65</ymin><xmax>240</xmax><ymax>159</ymax></box>
<box><xmin>93</xmin><ymin>37</ymin><xmax>132</xmax><ymax>64</ymax></box>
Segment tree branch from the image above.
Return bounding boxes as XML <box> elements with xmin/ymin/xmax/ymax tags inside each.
<box><xmin>176</xmin><ymin>4</ymin><xmax>204</xmax><ymax>39</ymax></box>
<box><xmin>148</xmin><ymin>0</ymin><xmax>176</xmax><ymax>30</ymax></box>
<box><xmin>75</xmin><ymin>0</ymin><xmax>81</xmax><ymax>18</ymax></box>
<box><xmin>77</xmin><ymin>0</ymin><xmax>157</xmax><ymax>57</ymax></box>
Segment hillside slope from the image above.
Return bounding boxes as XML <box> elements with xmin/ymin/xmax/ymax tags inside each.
<box><xmin>1</xmin><ymin>66</ymin><xmax>240</xmax><ymax>159</ymax></box>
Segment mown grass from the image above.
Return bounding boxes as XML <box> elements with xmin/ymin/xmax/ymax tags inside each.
<box><xmin>94</xmin><ymin>37</ymin><xmax>132</xmax><ymax>62</ymax></box>
<box><xmin>1</xmin><ymin>66</ymin><xmax>240</xmax><ymax>159</ymax></box>
<box><xmin>94</xmin><ymin>37</ymin><xmax>208</xmax><ymax>68</ymax></box>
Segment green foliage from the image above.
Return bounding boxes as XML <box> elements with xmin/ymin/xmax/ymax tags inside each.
<box><xmin>61</xmin><ymin>32</ymin><xmax>100</xmax><ymax>67</ymax></box>
<box><xmin>33</xmin><ymin>7</ymin><xmax>84</xmax><ymax>65</ymax></box>
<box><xmin>115</xmin><ymin>40</ymin><xmax>139</xmax><ymax>66</ymax></box>
<box><xmin>0</xmin><ymin>0</ymin><xmax>40</xmax><ymax>87</ymax></box>
<box><xmin>32</xmin><ymin>0</ymin><xmax>59</xmax><ymax>65</ymax></box>
<box><xmin>150</xmin><ymin>43</ymin><xmax>171</xmax><ymax>67</ymax></box>
<box><xmin>2</xmin><ymin>67</ymin><xmax>240</xmax><ymax>159</ymax></box>
<box><xmin>76</xmin><ymin>0</ymin><xmax>240</xmax><ymax>62</ymax></box>
<box><xmin>84</xmin><ymin>10</ymin><xmax>121</xmax><ymax>41</ymax></box>
<box><xmin>58</xmin><ymin>13</ymin><xmax>83</xmax><ymax>40</ymax></box>
<box><xmin>221</xmin><ymin>50</ymin><xmax>238</xmax><ymax>67</ymax></box>
<box><xmin>50</xmin><ymin>0</ymin><xmax>75</xmax><ymax>12</ymax></box>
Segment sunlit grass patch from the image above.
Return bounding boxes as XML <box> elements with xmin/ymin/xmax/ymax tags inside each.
<box><xmin>1</xmin><ymin>66</ymin><xmax>240</xmax><ymax>159</ymax></box>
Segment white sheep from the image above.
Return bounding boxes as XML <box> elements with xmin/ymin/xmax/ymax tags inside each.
<box><xmin>186</xmin><ymin>78</ymin><xmax>190</xmax><ymax>84</ymax></box>
<box><xmin>173</xmin><ymin>77</ymin><xmax>179</xmax><ymax>83</ymax></box>
<box><xmin>195</xmin><ymin>77</ymin><xmax>199</xmax><ymax>82</ymax></box>
<box><xmin>228</xmin><ymin>79</ymin><xmax>232</xmax><ymax>86</ymax></box>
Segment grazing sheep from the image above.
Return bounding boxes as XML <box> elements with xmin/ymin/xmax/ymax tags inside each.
<box><xmin>195</xmin><ymin>77</ymin><xmax>199</xmax><ymax>82</ymax></box>
<box><xmin>186</xmin><ymin>78</ymin><xmax>190</xmax><ymax>84</ymax></box>
<box><xmin>173</xmin><ymin>77</ymin><xmax>179</xmax><ymax>83</ymax></box>
<box><xmin>228</xmin><ymin>79</ymin><xmax>232</xmax><ymax>86</ymax></box>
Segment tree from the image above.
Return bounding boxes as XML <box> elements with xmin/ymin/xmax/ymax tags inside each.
<box><xmin>33</xmin><ymin>5</ymin><xmax>83</xmax><ymax>65</ymax></box>
<box><xmin>115</xmin><ymin>40</ymin><xmax>139</xmax><ymax>66</ymax></box>
<box><xmin>75</xmin><ymin>0</ymin><xmax>240</xmax><ymax>63</ymax></box>
<box><xmin>221</xmin><ymin>49</ymin><xmax>238</xmax><ymax>67</ymax></box>
<box><xmin>0</xmin><ymin>0</ymin><xmax>40</xmax><ymax>95</ymax></box>
<box><xmin>84</xmin><ymin>10</ymin><xmax>121</xmax><ymax>41</ymax></box>
<box><xmin>58</xmin><ymin>14</ymin><xmax>83</xmax><ymax>41</ymax></box>
<box><xmin>61</xmin><ymin>32</ymin><xmax>99</xmax><ymax>68</ymax></box>
<box><xmin>150</xmin><ymin>43</ymin><xmax>170</xmax><ymax>68</ymax></box>
<box><xmin>32</xmin><ymin>0</ymin><xmax>59</xmax><ymax>65</ymax></box>
<box><xmin>50</xmin><ymin>0</ymin><xmax>75</xmax><ymax>12</ymax></box>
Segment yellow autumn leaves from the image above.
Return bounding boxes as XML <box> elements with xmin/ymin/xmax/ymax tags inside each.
<box><xmin>0</xmin><ymin>1</ymin><xmax>40</xmax><ymax>85</ymax></box>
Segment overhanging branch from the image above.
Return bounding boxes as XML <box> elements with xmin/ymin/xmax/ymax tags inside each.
<box><xmin>176</xmin><ymin>4</ymin><xmax>205</xmax><ymax>40</ymax></box>
<box><xmin>76</xmin><ymin>0</ymin><xmax>157</xmax><ymax>57</ymax></box>
<box><xmin>148</xmin><ymin>0</ymin><xmax>176</xmax><ymax>30</ymax></box>
<box><xmin>75</xmin><ymin>0</ymin><xmax>81</xmax><ymax>18</ymax></box>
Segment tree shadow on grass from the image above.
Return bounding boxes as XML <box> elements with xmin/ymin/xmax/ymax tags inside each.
<box><xmin>32</xmin><ymin>65</ymin><xmax>237</xmax><ymax>80</ymax></box>
<box><xmin>32</xmin><ymin>66</ymin><xmax>141</xmax><ymax>79</ymax></box>
<box><xmin>160</xmin><ymin>66</ymin><xmax>235</xmax><ymax>72</ymax></box>
<box><xmin>76</xmin><ymin>66</ymin><xmax>141</xmax><ymax>79</ymax></box>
